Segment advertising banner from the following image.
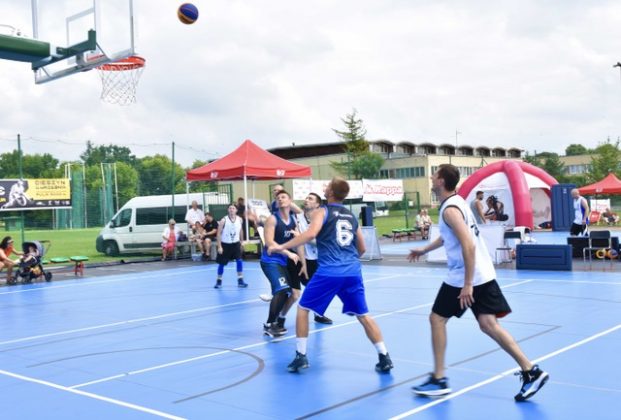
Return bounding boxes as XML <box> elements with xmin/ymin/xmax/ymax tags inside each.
<box><xmin>0</xmin><ymin>179</ymin><xmax>71</xmax><ymax>211</ymax></box>
<box><xmin>361</xmin><ymin>179</ymin><xmax>404</xmax><ymax>202</ymax></box>
<box><xmin>292</xmin><ymin>179</ymin><xmax>363</xmax><ymax>200</ymax></box>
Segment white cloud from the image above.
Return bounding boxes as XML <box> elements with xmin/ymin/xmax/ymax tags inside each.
<box><xmin>1</xmin><ymin>0</ymin><xmax>621</xmax><ymax>166</ymax></box>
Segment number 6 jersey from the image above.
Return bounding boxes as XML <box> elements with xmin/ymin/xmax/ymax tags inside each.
<box><xmin>315</xmin><ymin>204</ymin><xmax>361</xmax><ymax>277</ymax></box>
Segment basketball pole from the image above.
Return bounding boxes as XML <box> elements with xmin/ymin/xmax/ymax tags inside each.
<box><xmin>17</xmin><ymin>134</ymin><xmax>25</xmax><ymax>244</ymax></box>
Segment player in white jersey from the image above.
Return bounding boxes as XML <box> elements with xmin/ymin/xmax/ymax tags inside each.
<box><xmin>215</xmin><ymin>204</ymin><xmax>247</xmax><ymax>288</ymax></box>
<box><xmin>570</xmin><ymin>188</ymin><xmax>590</xmax><ymax>236</ymax></box>
<box><xmin>408</xmin><ymin>164</ymin><xmax>548</xmax><ymax>401</ymax></box>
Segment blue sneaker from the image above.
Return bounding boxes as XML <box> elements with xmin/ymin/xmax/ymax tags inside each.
<box><xmin>214</xmin><ymin>280</ymin><xmax>222</xmax><ymax>289</ymax></box>
<box><xmin>237</xmin><ymin>279</ymin><xmax>248</xmax><ymax>288</ymax></box>
<box><xmin>287</xmin><ymin>351</ymin><xmax>309</xmax><ymax>373</ymax></box>
<box><xmin>412</xmin><ymin>374</ymin><xmax>451</xmax><ymax>396</ymax></box>
<box><xmin>515</xmin><ymin>365</ymin><xmax>549</xmax><ymax>401</ymax></box>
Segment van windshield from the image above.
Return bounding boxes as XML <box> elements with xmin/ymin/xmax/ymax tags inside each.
<box><xmin>111</xmin><ymin>208</ymin><xmax>132</xmax><ymax>228</ymax></box>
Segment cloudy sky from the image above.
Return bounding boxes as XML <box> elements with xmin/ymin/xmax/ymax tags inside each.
<box><xmin>1</xmin><ymin>0</ymin><xmax>621</xmax><ymax>167</ymax></box>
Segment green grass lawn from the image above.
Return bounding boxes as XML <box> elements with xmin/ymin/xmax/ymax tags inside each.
<box><xmin>1</xmin><ymin>208</ymin><xmax>437</xmax><ymax>264</ymax></box>
<box><xmin>370</xmin><ymin>208</ymin><xmax>438</xmax><ymax>237</ymax></box>
<box><xmin>2</xmin><ymin>228</ymin><xmax>147</xmax><ymax>264</ymax></box>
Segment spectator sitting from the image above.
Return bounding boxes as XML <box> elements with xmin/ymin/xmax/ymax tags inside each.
<box><xmin>202</xmin><ymin>212</ymin><xmax>219</xmax><ymax>259</ymax></box>
<box><xmin>190</xmin><ymin>221</ymin><xmax>207</xmax><ymax>255</ymax></box>
<box><xmin>602</xmin><ymin>208</ymin><xmax>619</xmax><ymax>226</ymax></box>
<box><xmin>0</xmin><ymin>236</ymin><xmax>16</xmax><ymax>284</ymax></box>
<box><xmin>161</xmin><ymin>219</ymin><xmax>180</xmax><ymax>261</ymax></box>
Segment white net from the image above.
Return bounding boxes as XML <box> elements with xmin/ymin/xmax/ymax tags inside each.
<box><xmin>96</xmin><ymin>56</ymin><xmax>145</xmax><ymax>105</ymax></box>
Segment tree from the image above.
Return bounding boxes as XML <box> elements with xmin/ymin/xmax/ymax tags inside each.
<box><xmin>80</xmin><ymin>141</ymin><xmax>137</xmax><ymax>166</ymax></box>
<box><xmin>541</xmin><ymin>154</ymin><xmax>565</xmax><ymax>181</ymax></box>
<box><xmin>137</xmin><ymin>155</ymin><xmax>186</xmax><ymax>195</ymax></box>
<box><xmin>332</xmin><ymin>109</ymin><xmax>369</xmax><ymax>158</ymax></box>
<box><xmin>523</xmin><ymin>151</ymin><xmax>566</xmax><ymax>182</ymax></box>
<box><xmin>350</xmin><ymin>151</ymin><xmax>384</xmax><ymax>179</ymax></box>
<box><xmin>113</xmin><ymin>162</ymin><xmax>140</xmax><ymax>208</ymax></box>
<box><xmin>589</xmin><ymin>139</ymin><xmax>621</xmax><ymax>182</ymax></box>
<box><xmin>565</xmin><ymin>144</ymin><xmax>589</xmax><ymax>156</ymax></box>
<box><xmin>330</xmin><ymin>109</ymin><xmax>384</xmax><ymax>179</ymax></box>
<box><xmin>0</xmin><ymin>151</ymin><xmax>62</xmax><ymax>178</ymax></box>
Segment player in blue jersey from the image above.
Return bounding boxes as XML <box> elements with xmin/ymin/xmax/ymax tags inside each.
<box><xmin>269</xmin><ymin>177</ymin><xmax>393</xmax><ymax>373</ymax></box>
<box><xmin>260</xmin><ymin>190</ymin><xmax>306</xmax><ymax>338</ymax></box>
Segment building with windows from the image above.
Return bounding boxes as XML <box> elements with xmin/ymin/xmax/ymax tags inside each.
<box><xmin>248</xmin><ymin>140</ymin><xmax>523</xmax><ymax>207</ymax></box>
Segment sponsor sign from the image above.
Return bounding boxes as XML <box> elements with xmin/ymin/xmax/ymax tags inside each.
<box><xmin>0</xmin><ymin>179</ymin><xmax>71</xmax><ymax>211</ymax></box>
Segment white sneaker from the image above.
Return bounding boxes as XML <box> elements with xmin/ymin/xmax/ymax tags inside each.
<box><xmin>259</xmin><ymin>293</ymin><xmax>273</xmax><ymax>302</ymax></box>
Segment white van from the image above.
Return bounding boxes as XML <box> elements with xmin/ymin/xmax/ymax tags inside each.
<box><xmin>96</xmin><ymin>192</ymin><xmax>229</xmax><ymax>256</ymax></box>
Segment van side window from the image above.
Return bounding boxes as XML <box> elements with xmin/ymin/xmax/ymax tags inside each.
<box><xmin>136</xmin><ymin>207</ymin><xmax>168</xmax><ymax>225</ymax></box>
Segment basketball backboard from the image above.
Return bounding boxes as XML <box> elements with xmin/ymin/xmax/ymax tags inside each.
<box><xmin>31</xmin><ymin>0</ymin><xmax>136</xmax><ymax>84</ymax></box>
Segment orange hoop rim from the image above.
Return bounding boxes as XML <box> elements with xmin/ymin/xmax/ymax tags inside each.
<box><xmin>98</xmin><ymin>55</ymin><xmax>146</xmax><ymax>72</ymax></box>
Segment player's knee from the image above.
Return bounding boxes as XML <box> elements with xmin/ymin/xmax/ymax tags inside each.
<box><xmin>477</xmin><ymin>316</ymin><xmax>497</xmax><ymax>335</ymax></box>
<box><xmin>429</xmin><ymin>312</ymin><xmax>445</xmax><ymax>326</ymax></box>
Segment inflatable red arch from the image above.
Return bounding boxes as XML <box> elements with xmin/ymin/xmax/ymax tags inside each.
<box><xmin>457</xmin><ymin>160</ymin><xmax>558</xmax><ymax>229</ymax></box>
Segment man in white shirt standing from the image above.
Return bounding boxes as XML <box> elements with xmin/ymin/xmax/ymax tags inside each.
<box><xmin>407</xmin><ymin>164</ymin><xmax>548</xmax><ymax>401</ymax></box>
<box><xmin>570</xmin><ymin>189</ymin><xmax>590</xmax><ymax>236</ymax></box>
<box><xmin>185</xmin><ymin>201</ymin><xmax>205</xmax><ymax>227</ymax></box>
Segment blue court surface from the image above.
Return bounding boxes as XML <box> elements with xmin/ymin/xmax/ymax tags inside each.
<box><xmin>1</xmin><ymin>255</ymin><xmax>620</xmax><ymax>419</ymax></box>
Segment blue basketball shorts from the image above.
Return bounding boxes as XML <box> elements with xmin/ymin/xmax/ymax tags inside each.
<box><xmin>260</xmin><ymin>261</ymin><xmax>291</xmax><ymax>295</ymax></box>
<box><xmin>298</xmin><ymin>273</ymin><xmax>368</xmax><ymax>317</ymax></box>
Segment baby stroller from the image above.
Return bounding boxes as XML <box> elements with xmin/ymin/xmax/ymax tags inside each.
<box><xmin>14</xmin><ymin>240</ymin><xmax>52</xmax><ymax>284</ymax></box>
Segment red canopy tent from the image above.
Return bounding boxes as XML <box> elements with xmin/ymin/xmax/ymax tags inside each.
<box><xmin>186</xmin><ymin>139</ymin><xmax>312</xmax><ymax>240</ymax></box>
<box><xmin>578</xmin><ymin>173</ymin><xmax>621</xmax><ymax>195</ymax></box>
<box><xmin>186</xmin><ymin>139</ymin><xmax>312</xmax><ymax>181</ymax></box>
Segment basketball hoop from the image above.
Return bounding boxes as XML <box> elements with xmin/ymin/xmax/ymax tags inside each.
<box><xmin>96</xmin><ymin>55</ymin><xmax>145</xmax><ymax>105</ymax></box>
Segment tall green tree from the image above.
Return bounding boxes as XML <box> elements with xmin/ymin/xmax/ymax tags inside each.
<box><xmin>137</xmin><ymin>155</ymin><xmax>186</xmax><ymax>195</ymax></box>
<box><xmin>332</xmin><ymin>109</ymin><xmax>369</xmax><ymax>158</ymax></box>
<box><xmin>80</xmin><ymin>141</ymin><xmax>137</xmax><ymax>166</ymax></box>
<box><xmin>0</xmin><ymin>151</ymin><xmax>62</xmax><ymax>178</ymax></box>
<box><xmin>565</xmin><ymin>144</ymin><xmax>589</xmax><ymax>156</ymax></box>
<box><xmin>589</xmin><ymin>139</ymin><xmax>621</xmax><ymax>182</ymax></box>
<box><xmin>330</xmin><ymin>109</ymin><xmax>384</xmax><ymax>179</ymax></box>
<box><xmin>523</xmin><ymin>152</ymin><xmax>565</xmax><ymax>181</ymax></box>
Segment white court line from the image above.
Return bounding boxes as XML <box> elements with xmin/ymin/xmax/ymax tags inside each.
<box><xmin>0</xmin><ymin>298</ymin><xmax>262</xmax><ymax>346</ymax></box>
<box><xmin>0</xmin><ymin>266</ymin><xmax>267</xmax><ymax>296</ymax></box>
<box><xmin>69</xmin><ymin>280</ymin><xmax>532</xmax><ymax>389</ymax></box>
<box><xmin>0</xmin><ymin>266</ymin><xmax>210</xmax><ymax>295</ymax></box>
<box><xmin>0</xmin><ymin>368</ymin><xmax>185</xmax><ymax>420</ymax></box>
<box><xmin>70</xmin><ymin>300</ymin><xmax>436</xmax><ymax>389</ymax></box>
<box><xmin>0</xmin><ymin>274</ymin><xmax>401</xmax><ymax>347</ymax></box>
<box><xmin>388</xmin><ymin>322</ymin><xmax>621</xmax><ymax>420</ymax></box>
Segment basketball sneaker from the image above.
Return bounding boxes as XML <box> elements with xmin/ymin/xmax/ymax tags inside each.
<box><xmin>412</xmin><ymin>374</ymin><xmax>451</xmax><ymax>396</ymax></box>
<box><xmin>259</xmin><ymin>293</ymin><xmax>273</xmax><ymax>302</ymax></box>
<box><xmin>263</xmin><ymin>323</ymin><xmax>285</xmax><ymax>338</ymax></box>
<box><xmin>314</xmin><ymin>315</ymin><xmax>333</xmax><ymax>324</ymax></box>
<box><xmin>514</xmin><ymin>365</ymin><xmax>549</xmax><ymax>401</ymax></box>
<box><xmin>375</xmin><ymin>353</ymin><xmax>394</xmax><ymax>373</ymax></box>
<box><xmin>237</xmin><ymin>278</ymin><xmax>248</xmax><ymax>288</ymax></box>
<box><xmin>287</xmin><ymin>351</ymin><xmax>309</xmax><ymax>373</ymax></box>
<box><xmin>214</xmin><ymin>280</ymin><xmax>222</xmax><ymax>289</ymax></box>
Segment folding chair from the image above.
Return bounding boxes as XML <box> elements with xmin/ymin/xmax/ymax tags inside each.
<box><xmin>495</xmin><ymin>230</ymin><xmax>522</xmax><ymax>264</ymax></box>
<box><xmin>582</xmin><ymin>230</ymin><xmax>613</xmax><ymax>270</ymax></box>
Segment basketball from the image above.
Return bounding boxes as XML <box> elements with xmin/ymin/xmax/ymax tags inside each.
<box><xmin>178</xmin><ymin>3</ymin><xmax>199</xmax><ymax>24</ymax></box>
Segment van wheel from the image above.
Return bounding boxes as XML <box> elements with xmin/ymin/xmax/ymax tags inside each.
<box><xmin>104</xmin><ymin>241</ymin><xmax>119</xmax><ymax>257</ymax></box>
